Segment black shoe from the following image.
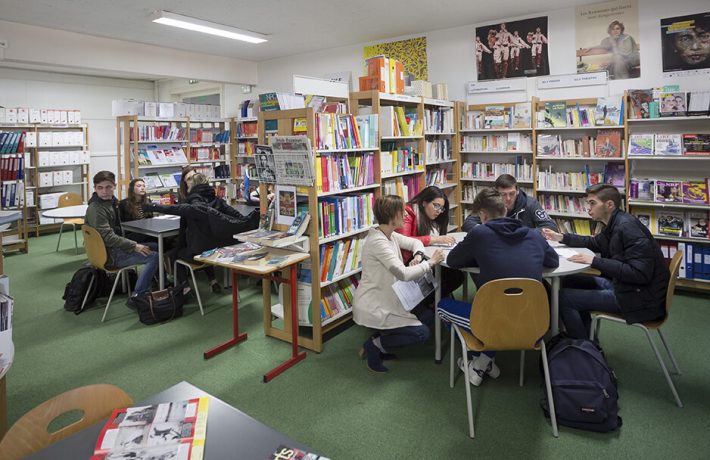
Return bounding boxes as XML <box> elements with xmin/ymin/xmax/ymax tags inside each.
<box><xmin>210</xmin><ymin>281</ymin><xmax>222</xmax><ymax>294</ymax></box>
<box><xmin>126</xmin><ymin>296</ymin><xmax>140</xmax><ymax>311</ymax></box>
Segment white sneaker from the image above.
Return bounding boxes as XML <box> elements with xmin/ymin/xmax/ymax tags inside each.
<box><xmin>457</xmin><ymin>356</ymin><xmax>501</xmax><ymax>386</ymax></box>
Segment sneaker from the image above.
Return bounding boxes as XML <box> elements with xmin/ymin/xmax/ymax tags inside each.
<box><xmin>126</xmin><ymin>295</ymin><xmax>140</xmax><ymax>311</ymax></box>
<box><xmin>457</xmin><ymin>356</ymin><xmax>501</xmax><ymax>386</ymax></box>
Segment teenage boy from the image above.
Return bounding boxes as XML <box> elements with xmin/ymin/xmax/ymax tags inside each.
<box><xmin>462</xmin><ymin>174</ymin><xmax>558</xmax><ymax>233</ymax></box>
<box><xmin>86</xmin><ymin>171</ymin><xmax>159</xmax><ymax>303</ymax></box>
<box><xmin>542</xmin><ymin>184</ymin><xmax>669</xmax><ymax>339</ymax></box>
<box><xmin>438</xmin><ymin>188</ymin><xmax>559</xmax><ymax>386</ymax></box>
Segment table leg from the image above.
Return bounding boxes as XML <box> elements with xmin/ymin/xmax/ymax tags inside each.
<box><xmin>434</xmin><ymin>264</ymin><xmax>442</xmax><ymax>364</ymax></box>
<box><xmin>551</xmin><ymin>277</ymin><xmax>560</xmax><ymax>336</ymax></box>
<box><xmin>263</xmin><ymin>263</ymin><xmax>306</xmax><ymax>382</ymax></box>
<box><xmin>158</xmin><ymin>234</ymin><xmax>164</xmax><ymax>290</ymax></box>
<box><xmin>204</xmin><ymin>269</ymin><xmax>247</xmax><ymax>359</ymax></box>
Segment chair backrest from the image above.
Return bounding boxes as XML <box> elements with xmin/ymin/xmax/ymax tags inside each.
<box><xmin>469</xmin><ymin>278</ymin><xmax>550</xmax><ymax>351</ymax></box>
<box><xmin>0</xmin><ymin>384</ymin><xmax>132</xmax><ymax>459</ymax></box>
<box><xmin>58</xmin><ymin>193</ymin><xmax>83</xmax><ymax>208</ymax></box>
<box><xmin>664</xmin><ymin>250</ymin><xmax>683</xmax><ymax>316</ymax></box>
<box><xmin>82</xmin><ymin>225</ymin><xmax>108</xmax><ymax>270</ymax></box>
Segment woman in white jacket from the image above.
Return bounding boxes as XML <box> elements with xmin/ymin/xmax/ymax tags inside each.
<box><xmin>354</xmin><ymin>195</ymin><xmax>444</xmax><ymax>373</ymax></box>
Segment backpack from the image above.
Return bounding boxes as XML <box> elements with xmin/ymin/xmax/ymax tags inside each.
<box><xmin>62</xmin><ymin>267</ymin><xmax>113</xmax><ymax>314</ymax></box>
<box><xmin>540</xmin><ymin>335</ymin><xmax>622</xmax><ymax>433</ymax></box>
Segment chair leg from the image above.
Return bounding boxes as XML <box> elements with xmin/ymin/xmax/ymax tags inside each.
<box><xmin>454</xmin><ymin>325</ymin><xmax>475</xmax><ymax>438</ymax></box>
<box><xmin>640</xmin><ymin>326</ymin><xmax>683</xmax><ymax>407</ymax></box>
<box><xmin>519</xmin><ymin>350</ymin><xmax>525</xmax><ymax>387</ymax></box>
<box><xmin>56</xmin><ymin>222</ymin><xmax>65</xmax><ymax>252</ymax></box>
<box><xmin>450</xmin><ymin>325</ymin><xmax>456</xmax><ymax>388</ymax></box>
<box><xmin>80</xmin><ymin>273</ymin><xmax>96</xmax><ymax>312</ymax></box>
<box><xmin>540</xmin><ymin>341</ymin><xmax>559</xmax><ymax>438</ymax></box>
<box><xmin>72</xmin><ymin>223</ymin><xmax>79</xmax><ymax>254</ymax></box>
<box><xmin>101</xmin><ymin>270</ymin><xmax>123</xmax><ymax>322</ymax></box>
<box><xmin>189</xmin><ymin>265</ymin><xmax>204</xmax><ymax>316</ymax></box>
<box><xmin>657</xmin><ymin>329</ymin><xmax>682</xmax><ymax>375</ymax></box>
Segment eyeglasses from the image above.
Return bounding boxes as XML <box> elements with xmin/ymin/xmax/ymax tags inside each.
<box><xmin>431</xmin><ymin>203</ymin><xmax>444</xmax><ymax>212</ymax></box>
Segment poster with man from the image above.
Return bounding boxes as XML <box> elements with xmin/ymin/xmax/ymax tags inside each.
<box><xmin>661</xmin><ymin>12</ymin><xmax>710</xmax><ymax>73</ymax></box>
<box><xmin>576</xmin><ymin>0</ymin><xmax>640</xmax><ymax>80</ymax></box>
<box><xmin>475</xmin><ymin>17</ymin><xmax>549</xmax><ymax>81</ymax></box>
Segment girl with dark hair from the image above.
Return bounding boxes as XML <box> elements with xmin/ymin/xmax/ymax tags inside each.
<box><xmin>118</xmin><ymin>178</ymin><xmax>153</xmax><ymax>243</ymax></box>
<box><xmin>178</xmin><ymin>165</ymin><xmax>197</xmax><ymax>203</ymax></box>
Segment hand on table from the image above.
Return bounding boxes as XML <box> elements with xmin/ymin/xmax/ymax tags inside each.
<box><xmin>428</xmin><ymin>249</ymin><xmax>445</xmax><ymax>266</ymax></box>
<box><xmin>432</xmin><ymin>235</ymin><xmax>456</xmax><ymax>246</ymax></box>
<box><xmin>568</xmin><ymin>253</ymin><xmax>594</xmax><ymax>265</ymax></box>
<box><xmin>541</xmin><ymin>228</ymin><xmax>563</xmax><ymax>242</ymax></box>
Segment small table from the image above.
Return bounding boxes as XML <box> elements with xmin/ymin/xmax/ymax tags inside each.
<box><xmin>26</xmin><ymin>381</ymin><xmax>317</xmax><ymax>459</ymax></box>
<box><xmin>195</xmin><ymin>248</ymin><xmax>310</xmax><ymax>382</ymax></box>
<box><xmin>121</xmin><ymin>216</ymin><xmax>181</xmax><ymax>290</ymax></box>
<box><xmin>426</xmin><ymin>237</ymin><xmax>594</xmax><ymax>363</ymax></box>
<box><xmin>41</xmin><ymin>204</ymin><xmax>88</xmax><ymax>219</ymax></box>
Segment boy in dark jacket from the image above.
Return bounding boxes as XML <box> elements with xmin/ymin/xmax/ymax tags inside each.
<box><xmin>542</xmin><ymin>184</ymin><xmax>669</xmax><ymax>339</ymax></box>
<box><xmin>438</xmin><ymin>188</ymin><xmax>559</xmax><ymax>386</ymax></box>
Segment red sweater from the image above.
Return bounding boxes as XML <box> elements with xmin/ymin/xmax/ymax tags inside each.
<box><xmin>395</xmin><ymin>204</ymin><xmax>432</xmax><ymax>264</ymax></box>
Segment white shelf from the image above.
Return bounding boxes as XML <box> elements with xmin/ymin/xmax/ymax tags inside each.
<box><xmin>460</xmin><ymin>128</ymin><xmax>532</xmax><ymax>133</ymax></box>
<box><xmin>536</xmin><ymin>156</ymin><xmax>624</xmax><ymax>161</ymax></box>
<box><xmin>425</xmin><ymin>159</ymin><xmax>456</xmax><ymax>166</ymax></box>
<box><xmin>628</xmin><ymin>115</ymin><xmax>710</xmax><ymax>123</ymax></box>
<box><xmin>130</xmin><ymin>117</ymin><xmax>189</xmax><ymax>123</ymax></box>
<box><xmin>628</xmin><ymin>155</ymin><xmax>710</xmax><ymax>160</ymax></box>
<box><xmin>237</xmin><ymin>136</ymin><xmax>259</xmax><ymax>140</ymax></box>
<box><xmin>190</xmin><ymin>142</ymin><xmax>228</xmax><ymax>148</ymax></box>
<box><xmin>652</xmin><ymin>234</ymin><xmax>710</xmax><ymax>244</ymax></box>
<box><xmin>628</xmin><ymin>200</ymin><xmax>710</xmax><ymax>210</ymax></box>
<box><xmin>235</xmin><ymin>155</ymin><xmax>256</xmax><ymax>159</ymax></box>
<box><xmin>424</xmin><ymin>131</ymin><xmax>455</xmax><ymax>136</ymax></box>
<box><xmin>319</xmin><ymin>226</ymin><xmax>373</xmax><ymax>245</ymax></box>
<box><xmin>320</xmin><ymin>268</ymin><xmax>363</xmax><ymax>288</ymax></box>
<box><xmin>318</xmin><ymin>183</ymin><xmax>380</xmax><ymax>197</ymax></box>
<box><xmin>536</xmin><ymin>126</ymin><xmax>623</xmax><ymax>131</ymax></box>
<box><xmin>236</xmin><ymin>117</ymin><xmax>258</xmax><ymax>122</ymax></box>
<box><xmin>460</xmin><ymin>150</ymin><xmax>533</xmax><ymax>154</ymax></box>
<box><xmin>39</xmin><ymin>181</ymin><xmax>86</xmax><ymax>189</ymax></box>
<box><xmin>381</xmin><ymin>169</ymin><xmax>424</xmax><ymax>179</ymax></box>
<box><xmin>37</xmin><ymin>163</ymin><xmax>90</xmax><ymax>169</ymax></box>
<box><xmin>37</xmin><ymin>144</ymin><xmax>87</xmax><ymax>148</ymax></box>
<box><xmin>378</xmin><ymin>93</ymin><xmax>422</xmax><ymax>104</ymax></box>
<box><xmin>422</xmin><ymin>98</ymin><xmax>454</xmax><ymax>107</ymax></box>
<box><xmin>270</xmin><ymin>303</ymin><xmax>352</xmax><ymax>327</ymax></box>
<box><xmin>189</xmin><ymin>159</ymin><xmax>227</xmax><ymax>164</ymax></box>
<box><xmin>316</xmin><ymin>147</ymin><xmax>379</xmax><ymax>154</ymax></box>
<box><xmin>381</xmin><ymin>136</ymin><xmax>424</xmax><ymax>140</ymax></box>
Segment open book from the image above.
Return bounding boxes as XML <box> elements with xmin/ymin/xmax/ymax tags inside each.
<box><xmin>90</xmin><ymin>398</ymin><xmax>208</xmax><ymax>460</ymax></box>
<box><xmin>235</xmin><ymin>211</ymin><xmax>310</xmax><ymax>248</ymax></box>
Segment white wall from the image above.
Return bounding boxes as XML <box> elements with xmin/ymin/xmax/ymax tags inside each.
<box><xmin>0</xmin><ymin>68</ymin><xmax>155</xmax><ymax>176</ymax></box>
<box><xmin>242</xmin><ymin>0</ymin><xmax>710</xmax><ymax>109</ymax></box>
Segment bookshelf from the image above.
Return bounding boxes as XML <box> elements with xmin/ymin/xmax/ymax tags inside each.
<box><xmin>231</xmin><ymin>116</ymin><xmax>259</xmax><ymax>204</ymax></box>
<box><xmin>533</xmin><ymin>97</ymin><xmax>625</xmax><ymax>235</ymax></box>
<box><xmin>458</xmin><ymin>99</ymin><xmax>536</xmax><ymax>222</ymax></box>
<box><xmin>257</xmin><ymin>107</ymin><xmax>379</xmax><ymax>352</ymax></box>
<box><xmin>625</xmin><ymin>92</ymin><xmax>710</xmax><ymax>292</ymax></box>
<box><xmin>0</xmin><ymin>125</ymin><xmax>30</xmax><ymax>252</ymax></box>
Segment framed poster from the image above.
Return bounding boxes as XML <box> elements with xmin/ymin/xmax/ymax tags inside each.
<box><xmin>661</xmin><ymin>12</ymin><xmax>710</xmax><ymax>73</ymax></box>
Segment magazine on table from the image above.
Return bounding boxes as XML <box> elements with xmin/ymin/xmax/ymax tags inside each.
<box><xmin>90</xmin><ymin>398</ymin><xmax>209</xmax><ymax>460</ymax></box>
<box><xmin>235</xmin><ymin>211</ymin><xmax>310</xmax><ymax>248</ymax></box>
<box><xmin>392</xmin><ymin>272</ymin><xmax>438</xmax><ymax>312</ymax></box>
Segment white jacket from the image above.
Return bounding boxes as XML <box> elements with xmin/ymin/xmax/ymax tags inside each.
<box><xmin>353</xmin><ymin>227</ymin><xmax>432</xmax><ymax>330</ymax></box>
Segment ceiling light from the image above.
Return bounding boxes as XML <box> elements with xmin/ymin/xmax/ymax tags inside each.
<box><xmin>151</xmin><ymin>11</ymin><xmax>267</xmax><ymax>44</ymax></box>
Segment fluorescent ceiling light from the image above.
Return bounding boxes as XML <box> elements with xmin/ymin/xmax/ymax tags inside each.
<box><xmin>152</xmin><ymin>10</ymin><xmax>267</xmax><ymax>44</ymax></box>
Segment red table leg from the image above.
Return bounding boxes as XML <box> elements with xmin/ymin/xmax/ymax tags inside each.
<box><xmin>204</xmin><ymin>269</ymin><xmax>247</xmax><ymax>359</ymax></box>
<box><xmin>263</xmin><ymin>263</ymin><xmax>306</xmax><ymax>382</ymax></box>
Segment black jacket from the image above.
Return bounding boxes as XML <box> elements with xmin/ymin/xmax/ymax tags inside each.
<box><xmin>463</xmin><ymin>190</ymin><xmax>558</xmax><ymax>233</ymax></box>
<box><xmin>448</xmin><ymin>217</ymin><xmax>559</xmax><ymax>287</ymax></box>
<box><xmin>118</xmin><ymin>198</ymin><xmax>154</xmax><ymax>243</ymax></box>
<box><xmin>563</xmin><ymin>209</ymin><xmax>669</xmax><ymax>324</ymax></box>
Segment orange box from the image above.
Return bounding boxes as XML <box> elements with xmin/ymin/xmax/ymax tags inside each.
<box><xmin>395</xmin><ymin>61</ymin><xmax>405</xmax><ymax>95</ymax></box>
<box><xmin>359</xmin><ymin>76</ymin><xmax>385</xmax><ymax>92</ymax></box>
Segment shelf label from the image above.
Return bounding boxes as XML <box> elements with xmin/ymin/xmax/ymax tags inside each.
<box><xmin>536</xmin><ymin>72</ymin><xmax>608</xmax><ymax>89</ymax></box>
<box><xmin>467</xmin><ymin>78</ymin><xmax>527</xmax><ymax>94</ymax></box>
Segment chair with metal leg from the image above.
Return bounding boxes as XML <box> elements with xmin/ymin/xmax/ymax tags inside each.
<box><xmin>174</xmin><ymin>259</ymin><xmax>208</xmax><ymax>315</ymax></box>
<box><xmin>590</xmin><ymin>250</ymin><xmax>684</xmax><ymax>407</ymax></box>
<box><xmin>55</xmin><ymin>193</ymin><xmax>84</xmax><ymax>254</ymax></box>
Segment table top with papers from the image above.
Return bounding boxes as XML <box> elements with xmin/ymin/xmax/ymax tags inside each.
<box><xmin>195</xmin><ymin>245</ymin><xmax>309</xmax><ymax>275</ymax></box>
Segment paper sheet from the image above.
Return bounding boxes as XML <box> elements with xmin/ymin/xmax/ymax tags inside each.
<box><xmin>392</xmin><ymin>272</ymin><xmax>437</xmax><ymax>312</ymax></box>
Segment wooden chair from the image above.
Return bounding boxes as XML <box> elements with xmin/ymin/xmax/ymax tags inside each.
<box><xmin>81</xmin><ymin>225</ymin><xmax>139</xmax><ymax>321</ymax></box>
<box><xmin>0</xmin><ymin>384</ymin><xmax>132</xmax><ymax>459</ymax></box>
<box><xmin>55</xmin><ymin>193</ymin><xmax>84</xmax><ymax>254</ymax></box>
<box><xmin>448</xmin><ymin>278</ymin><xmax>558</xmax><ymax>438</ymax></box>
<box><xmin>590</xmin><ymin>250</ymin><xmax>684</xmax><ymax>407</ymax></box>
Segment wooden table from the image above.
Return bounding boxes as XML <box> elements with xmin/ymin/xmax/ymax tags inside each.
<box><xmin>121</xmin><ymin>216</ymin><xmax>180</xmax><ymax>290</ymax></box>
<box><xmin>195</xmin><ymin>248</ymin><xmax>310</xmax><ymax>382</ymax></box>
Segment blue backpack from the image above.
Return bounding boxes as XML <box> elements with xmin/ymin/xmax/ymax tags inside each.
<box><xmin>541</xmin><ymin>336</ymin><xmax>622</xmax><ymax>433</ymax></box>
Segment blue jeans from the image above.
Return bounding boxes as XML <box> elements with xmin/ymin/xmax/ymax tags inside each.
<box><xmin>110</xmin><ymin>242</ymin><xmax>159</xmax><ymax>295</ymax></box>
<box><xmin>378</xmin><ymin>305</ymin><xmax>433</xmax><ymax>351</ymax></box>
<box><xmin>437</xmin><ymin>298</ymin><xmax>495</xmax><ymax>359</ymax></box>
<box><xmin>559</xmin><ymin>275</ymin><xmax>622</xmax><ymax>339</ymax></box>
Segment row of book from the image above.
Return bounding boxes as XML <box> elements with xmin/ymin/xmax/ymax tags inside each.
<box><xmin>319</xmin><ymin>276</ymin><xmax>359</xmax><ymax>321</ymax></box>
<box><xmin>238</xmin><ymin>141</ymin><xmax>256</xmax><ymax>155</ymax></box>
<box><xmin>382</xmin><ymin>176</ymin><xmax>420</xmax><ymax>203</ymax></box>
<box><xmin>425</xmin><ymin>168</ymin><xmax>451</xmax><ymax>187</ymax></box>
<box><xmin>319</xmin><ymin>234</ymin><xmax>366</xmax><ymax>282</ymax></box>
<box><xmin>378</xmin><ymin>106</ymin><xmax>423</xmax><ymax>137</ymax></box>
<box><xmin>315</xmin><ymin>152</ymin><xmax>376</xmax><ymax>193</ymax></box>
<box><xmin>235</xmin><ymin>162</ymin><xmax>257</xmax><ymax>178</ymax></box>
<box><xmin>314</xmin><ymin>113</ymin><xmax>378</xmax><ymax>150</ymax></box>
<box><xmin>461</xmin><ymin>160</ymin><xmax>533</xmax><ymax>182</ymax></box>
<box><xmin>0</xmin><ymin>155</ymin><xmax>25</xmax><ymax>180</ymax></box>
<box><xmin>424</xmin><ymin>107</ymin><xmax>454</xmax><ymax>134</ymax></box>
<box><xmin>143</xmin><ymin>172</ymin><xmax>181</xmax><ymax>190</ymax></box>
<box><xmin>39</xmin><ymin>170</ymin><xmax>75</xmax><ymax>187</ymax></box>
<box><xmin>462</xmin><ymin>103</ymin><xmax>532</xmax><ymax>130</ymax></box>
<box><xmin>380</xmin><ymin>148</ymin><xmax>423</xmax><ymax>176</ymax></box>
<box><xmin>0</xmin><ymin>132</ymin><xmax>27</xmax><ymax>154</ymax></box>
<box><xmin>629</xmin><ymin>134</ymin><xmax>710</xmax><ymax>156</ymax></box>
<box><xmin>538</xmin><ymin>96</ymin><xmax>623</xmax><ymax>128</ymax></box>
<box><xmin>540</xmin><ymin>194</ymin><xmax>589</xmax><ymax>216</ymax></box>
<box><xmin>537</xmin><ymin>130</ymin><xmax>622</xmax><ymax>158</ymax></box>
<box><xmin>136</xmin><ymin>145</ymin><xmax>188</xmax><ymax>166</ymax></box>
<box><xmin>462</xmin><ymin>184</ymin><xmax>533</xmax><ymax>203</ymax></box>
<box><xmin>553</xmin><ymin>217</ymin><xmax>603</xmax><ymax>236</ymax></box>
<box><xmin>188</xmin><ymin>128</ymin><xmax>229</xmax><ymax>144</ymax></box>
<box><xmin>129</xmin><ymin>125</ymin><xmax>187</xmax><ymax>142</ymax></box>
<box><xmin>632</xmin><ymin>208</ymin><xmax>709</xmax><ymax>239</ymax></box>
<box><xmin>461</xmin><ymin>133</ymin><xmax>532</xmax><ymax>152</ymax></box>
<box><xmin>628</xmin><ymin>88</ymin><xmax>710</xmax><ymax>119</ymax></box>
<box><xmin>0</xmin><ymin>107</ymin><xmax>82</xmax><ymax>125</ymax></box>
<box><xmin>188</xmin><ymin>147</ymin><xmax>223</xmax><ymax>162</ymax></box>
<box><xmin>425</xmin><ymin>139</ymin><xmax>452</xmax><ymax>163</ymax></box>
<box><xmin>193</xmin><ymin>164</ymin><xmax>230</xmax><ymax>180</ymax></box>
<box><xmin>146</xmin><ymin>192</ymin><xmax>177</xmax><ymax>205</ymax></box>
<box><xmin>0</xmin><ymin>182</ymin><xmax>24</xmax><ymax>208</ymax></box>
<box><xmin>236</xmin><ymin>121</ymin><xmax>257</xmax><ymax>137</ymax></box>
<box><xmin>629</xmin><ymin>178</ymin><xmax>709</xmax><ymax>204</ymax></box>
<box><xmin>317</xmin><ymin>193</ymin><xmax>375</xmax><ymax>239</ymax></box>
<box><xmin>537</xmin><ymin>170</ymin><xmax>605</xmax><ymax>191</ymax></box>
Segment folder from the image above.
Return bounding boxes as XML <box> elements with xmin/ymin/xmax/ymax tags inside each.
<box><xmin>677</xmin><ymin>242</ymin><xmax>686</xmax><ymax>278</ymax></box>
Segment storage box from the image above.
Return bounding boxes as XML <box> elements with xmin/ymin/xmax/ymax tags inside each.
<box><xmin>174</xmin><ymin>103</ymin><xmax>187</xmax><ymax>118</ymax></box>
<box><xmin>40</xmin><ymin>216</ymin><xmax>60</xmax><ymax>225</ymax></box>
<box><xmin>433</xmin><ymin>83</ymin><xmax>449</xmax><ymax>101</ymax></box>
<box><xmin>158</xmin><ymin>103</ymin><xmax>175</xmax><ymax>118</ymax></box>
<box><xmin>62</xmin><ymin>170</ymin><xmax>73</xmax><ymax>184</ymax></box>
<box><xmin>359</xmin><ymin>75</ymin><xmax>385</xmax><ymax>92</ymax></box>
<box><xmin>29</xmin><ymin>108</ymin><xmax>41</xmax><ymax>123</ymax></box>
<box><xmin>410</xmin><ymin>80</ymin><xmax>433</xmax><ymax>98</ymax></box>
<box><xmin>39</xmin><ymin>192</ymin><xmax>66</xmax><ymax>209</ymax></box>
<box><xmin>39</xmin><ymin>172</ymin><xmax>53</xmax><ymax>188</ymax></box>
<box><xmin>112</xmin><ymin>99</ymin><xmax>145</xmax><ymax>117</ymax></box>
<box><xmin>144</xmin><ymin>101</ymin><xmax>158</xmax><ymax>118</ymax></box>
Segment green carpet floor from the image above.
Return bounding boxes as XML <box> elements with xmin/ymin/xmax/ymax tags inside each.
<box><xmin>4</xmin><ymin>234</ymin><xmax>710</xmax><ymax>459</ymax></box>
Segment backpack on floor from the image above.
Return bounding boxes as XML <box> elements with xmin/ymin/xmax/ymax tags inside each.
<box><xmin>540</xmin><ymin>335</ymin><xmax>622</xmax><ymax>433</ymax></box>
<box><xmin>62</xmin><ymin>267</ymin><xmax>111</xmax><ymax>314</ymax></box>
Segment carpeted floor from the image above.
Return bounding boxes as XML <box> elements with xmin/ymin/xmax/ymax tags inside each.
<box><xmin>4</xmin><ymin>233</ymin><xmax>710</xmax><ymax>459</ymax></box>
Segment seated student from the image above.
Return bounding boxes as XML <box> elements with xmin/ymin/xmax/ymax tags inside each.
<box><xmin>396</xmin><ymin>186</ymin><xmax>463</xmax><ymax>299</ymax></box>
<box><xmin>438</xmin><ymin>188</ymin><xmax>559</xmax><ymax>386</ymax></box>
<box><xmin>118</xmin><ymin>178</ymin><xmax>154</xmax><ymax>243</ymax></box>
<box><xmin>85</xmin><ymin>171</ymin><xmax>159</xmax><ymax>304</ymax></box>
<box><xmin>353</xmin><ymin>195</ymin><xmax>445</xmax><ymax>373</ymax></box>
<box><xmin>542</xmin><ymin>184</ymin><xmax>670</xmax><ymax>339</ymax></box>
<box><xmin>462</xmin><ymin>174</ymin><xmax>558</xmax><ymax>233</ymax></box>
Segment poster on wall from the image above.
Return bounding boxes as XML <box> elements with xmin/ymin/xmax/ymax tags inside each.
<box><xmin>364</xmin><ymin>37</ymin><xmax>428</xmax><ymax>81</ymax></box>
<box><xmin>661</xmin><ymin>12</ymin><xmax>710</xmax><ymax>74</ymax></box>
<box><xmin>474</xmin><ymin>17</ymin><xmax>549</xmax><ymax>81</ymax></box>
<box><xmin>575</xmin><ymin>0</ymin><xmax>640</xmax><ymax>80</ymax></box>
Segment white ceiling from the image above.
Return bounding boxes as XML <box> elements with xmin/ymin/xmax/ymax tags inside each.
<box><xmin>1</xmin><ymin>0</ymin><xmax>595</xmax><ymax>62</ymax></box>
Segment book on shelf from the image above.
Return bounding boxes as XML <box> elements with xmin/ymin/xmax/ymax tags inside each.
<box><xmin>629</xmin><ymin>178</ymin><xmax>653</xmax><ymax>200</ymax></box>
<box><xmin>484</xmin><ymin>106</ymin><xmax>506</xmax><ymax>129</ymax></box>
<box><xmin>659</xmin><ymin>92</ymin><xmax>687</xmax><ymax>117</ymax></box>
<box><xmin>513</xmin><ymin>103</ymin><xmax>532</xmax><ymax>128</ymax></box>
<box><xmin>629</xmin><ymin>90</ymin><xmax>654</xmax><ymax>119</ymax></box>
<box><xmin>682</xmin><ymin>180</ymin><xmax>709</xmax><ymax>204</ymax></box>
<box><xmin>603</xmin><ymin>163</ymin><xmax>625</xmax><ymax>187</ymax></box>
<box><xmin>259</xmin><ymin>200</ymin><xmax>276</xmax><ymax>231</ymax></box>
<box><xmin>595</xmin><ymin>96</ymin><xmax>623</xmax><ymax>126</ymax></box>
<box><xmin>89</xmin><ymin>398</ymin><xmax>208</xmax><ymax>460</ymax></box>
<box><xmin>657</xmin><ymin>210</ymin><xmax>685</xmax><ymax>237</ymax></box>
<box><xmin>628</xmin><ymin>134</ymin><xmax>654</xmax><ymax>155</ymax></box>
<box><xmin>682</xmin><ymin>134</ymin><xmax>710</xmax><ymax>156</ymax></box>
<box><xmin>594</xmin><ymin>129</ymin><xmax>622</xmax><ymax>158</ymax></box>
<box><xmin>544</xmin><ymin>102</ymin><xmax>567</xmax><ymax>128</ymax></box>
<box><xmin>654</xmin><ymin>134</ymin><xmax>682</xmax><ymax>156</ymax></box>
<box><xmin>655</xmin><ymin>180</ymin><xmax>684</xmax><ymax>203</ymax></box>
<box><xmin>537</xmin><ymin>134</ymin><xmax>561</xmax><ymax>156</ymax></box>
<box><xmin>687</xmin><ymin>211</ymin><xmax>710</xmax><ymax>239</ymax></box>
<box><xmin>236</xmin><ymin>211</ymin><xmax>310</xmax><ymax>247</ymax></box>
<box><xmin>631</xmin><ymin>207</ymin><xmax>657</xmax><ymax>234</ymax></box>
<box><xmin>687</xmin><ymin>91</ymin><xmax>710</xmax><ymax>116</ymax></box>
<box><xmin>158</xmin><ymin>173</ymin><xmax>178</xmax><ymax>188</ymax></box>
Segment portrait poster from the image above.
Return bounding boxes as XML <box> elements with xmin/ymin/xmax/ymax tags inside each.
<box><xmin>364</xmin><ymin>37</ymin><xmax>428</xmax><ymax>80</ymax></box>
<box><xmin>275</xmin><ymin>184</ymin><xmax>297</xmax><ymax>226</ymax></box>
<box><xmin>254</xmin><ymin>145</ymin><xmax>277</xmax><ymax>184</ymax></box>
<box><xmin>661</xmin><ymin>12</ymin><xmax>710</xmax><ymax>73</ymax></box>
<box><xmin>575</xmin><ymin>0</ymin><xmax>640</xmax><ymax>80</ymax></box>
<box><xmin>474</xmin><ymin>17</ymin><xmax>549</xmax><ymax>81</ymax></box>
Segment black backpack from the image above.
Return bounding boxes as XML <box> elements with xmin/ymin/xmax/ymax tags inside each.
<box><xmin>541</xmin><ymin>335</ymin><xmax>622</xmax><ymax>433</ymax></box>
<box><xmin>63</xmin><ymin>267</ymin><xmax>113</xmax><ymax>314</ymax></box>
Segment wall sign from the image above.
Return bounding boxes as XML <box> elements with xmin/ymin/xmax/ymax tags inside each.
<box><xmin>536</xmin><ymin>71</ymin><xmax>608</xmax><ymax>89</ymax></box>
<box><xmin>467</xmin><ymin>78</ymin><xmax>527</xmax><ymax>94</ymax></box>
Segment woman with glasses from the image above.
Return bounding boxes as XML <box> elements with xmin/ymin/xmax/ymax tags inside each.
<box><xmin>396</xmin><ymin>186</ymin><xmax>463</xmax><ymax>300</ymax></box>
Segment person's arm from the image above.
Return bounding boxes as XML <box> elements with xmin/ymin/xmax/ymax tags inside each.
<box><xmin>446</xmin><ymin>229</ymin><xmax>479</xmax><ymax>269</ymax></box>
<box><xmin>462</xmin><ymin>213</ymin><xmax>481</xmax><ymax>233</ymax></box>
<box><xmin>215</xmin><ymin>200</ymin><xmax>243</xmax><ymax>218</ymax></box>
<box><xmin>591</xmin><ymin>230</ymin><xmax>657</xmax><ymax>284</ymax></box>
<box><xmin>142</xmin><ymin>202</ymin><xmax>191</xmax><ymax>217</ymax></box>
<box><xmin>562</xmin><ymin>232</ymin><xmax>601</xmax><ymax>252</ymax></box>
<box><xmin>542</xmin><ymin>240</ymin><xmax>560</xmax><ymax>268</ymax></box>
<box><xmin>528</xmin><ymin>199</ymin><xmax>559</xmax><ymax>232</ymax></box>
<box><xmin>375</xmin><ymin>233</ymin><xmax>431</xmax><ymax>281</ymax></box>
<box><xmin>87</xmin><ymin>205</ymin><xmax>135</xmax><ymax>252</ymax></box>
